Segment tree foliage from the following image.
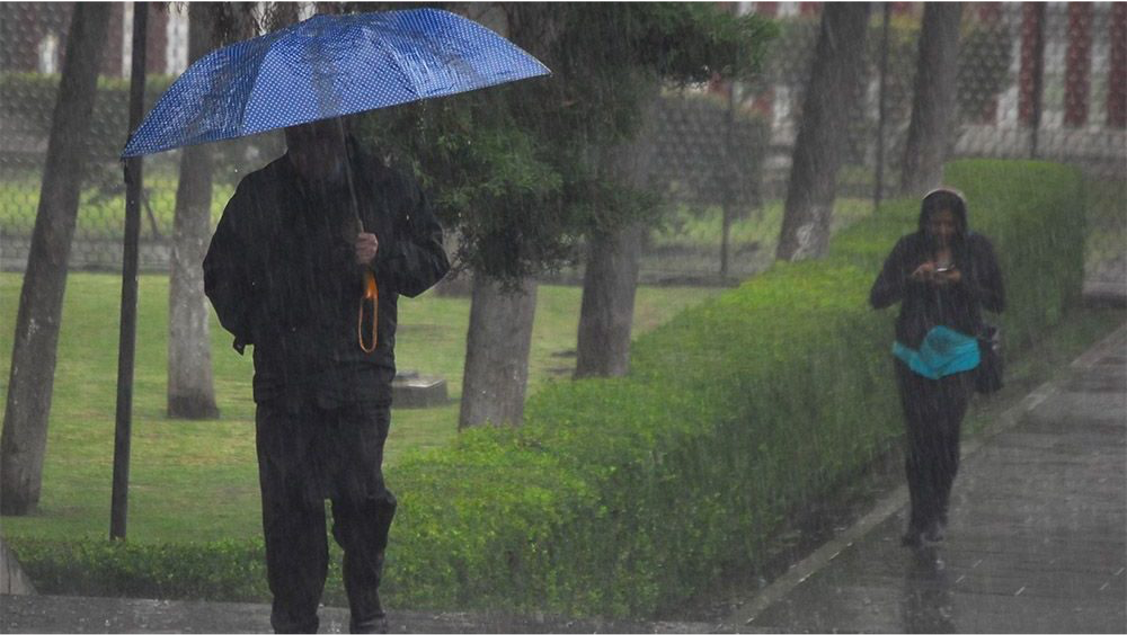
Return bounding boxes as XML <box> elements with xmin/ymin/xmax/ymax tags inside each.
<box><xmin>353</xmin><ymin>3</ymin><xmax>776</xmax><ymax>285</ymax></box>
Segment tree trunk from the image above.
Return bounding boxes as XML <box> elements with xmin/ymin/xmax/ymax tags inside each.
<box><xmin>454</xmin><ymin>6</ymin><xmax>540</xmax><ymax>429</ymax></box>
<box><xmin>900</xmin><ymin>2</ymin><xmax>963</xmax><ymax>196</ymax></box>
<box><xmin>167</xmin><ymin>3</ymin><xmax>220</xmax><ymax>420</ymax></box>
<box><xmin>776</xmin><ymin>3</ymin><xmax>871</xmax><ymax>262</ymax></box>
<box><xmin>720</xmin><ymin>203</ymin><xmax>733</xmax><ymax>278</ymax></box>
<box><xmin>574</xmin><ymin>91</ymin><xmax>659</xmax><ymax>378</ymax></box>
<box><xmin>458</xmin><ymin>277</ymin><xmax>538</xmax><ymax>429</ymax></box>
<box><xmin>574</xmin><ymin>224</ymin><xmax>644</xmax><ymax>378</ymax></box>
<box><xmin>1</xmin><ymin>4</ymin><xmax>112</xmax><ymax>516</ymax></box>
<box><xmin>0</xmin><ymin>536</ymin><xmax>36</xmax><ymax>595</ymax></box>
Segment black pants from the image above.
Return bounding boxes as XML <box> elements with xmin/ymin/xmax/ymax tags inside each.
<box><xmin>256</xmin><ymin>399</ymin><xmax>396</xmax><ymax>634</ymax></box>
<box><xmin>895</xmin><ymin>360</ymin><xmax>973</xmax><ymax>532</ymax></box>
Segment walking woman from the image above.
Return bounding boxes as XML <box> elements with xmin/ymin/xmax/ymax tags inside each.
<box><xmin>870</xmin><ymin>188</ymin><xmax>1005</xmax><ymax>547</ymax></box>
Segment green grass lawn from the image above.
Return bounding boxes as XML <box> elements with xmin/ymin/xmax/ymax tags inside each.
<box><xmin>1</xmin><ymin>171</ymin><xmax>1120</xmax><ymax>546</ymax></box>
<box><xmin>0</xmin><ymin>175</ymin><xmax>875</xmax><ymax>546</ymax></box>
<box><xmin>645</xmin><ymin>198</ymin><xmax>876</xmax><ymax>276</ymax></box>
<box><xmin>648</xmin><ymin>175</ymin><xmax>1125</xmax><ymax>275</ymax></box>
<box><xmin>0</xmin><ymin>170</ymin><xmax>234</xmax><ymax>240</ymax></box>
<box><xmin>2</xmin><ymin>169</ymin><xmax>1119</xmax><ymax>269</ymax></box>
<box><xmin>0</xmin><ymin>273</ymin><xmax>721</xmax><ymax>544</ymax></box>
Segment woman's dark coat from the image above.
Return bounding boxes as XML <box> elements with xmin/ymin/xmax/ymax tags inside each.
<box><xmin>869</xmin><ymin>202</ymin><xmax>1005</xmax><ymax>348</ymax></box>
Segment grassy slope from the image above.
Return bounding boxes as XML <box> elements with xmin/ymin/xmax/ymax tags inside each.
<box><xmin>0</xmin><ymin>273</ymin><xmax>720</xmax><ymax>543</ymax></box>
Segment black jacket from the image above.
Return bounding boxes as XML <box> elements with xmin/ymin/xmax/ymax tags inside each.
<box><xmin>203</xmin><ymin>146</ymin><xmax>449</xmax><ymax>405</ymax></box>
<box><xmin>869</xmin><ymin>210</ymin><xmax>1005</xmax><ymax>349</ymax></box>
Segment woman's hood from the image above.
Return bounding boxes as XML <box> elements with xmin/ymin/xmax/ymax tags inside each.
<box><xmin>917</xmin><ymin>187</ymin><xmax>969</xmax><ymax>236</ymax></box>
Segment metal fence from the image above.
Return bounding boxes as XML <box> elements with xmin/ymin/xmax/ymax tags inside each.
<box><xmin>1</xmin><ymin>2</ymin><xmax>1124</xmax><ymax>281</ymax></box>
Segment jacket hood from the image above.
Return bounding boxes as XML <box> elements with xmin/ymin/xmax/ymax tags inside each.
<box><xmin>918</xmin><ymin>187</ymin><xmax>969</xmax><ymax>238</ymax></box>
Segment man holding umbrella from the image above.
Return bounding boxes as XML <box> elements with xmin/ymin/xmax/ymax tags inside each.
<box><xmin>120</xmin><ymin>10</ymin><xmax>548</xmax><ymax>632</ymax></box>
<box><xmin>204</xmin><ymin>117</ymin><xmax>448</xmax><ymax>633</ymax></box>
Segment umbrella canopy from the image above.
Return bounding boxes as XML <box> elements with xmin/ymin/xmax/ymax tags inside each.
<box><xmin>121</xmin><ymin>8</ymin><xmax>550</xmax><ymax>157</ymax></box>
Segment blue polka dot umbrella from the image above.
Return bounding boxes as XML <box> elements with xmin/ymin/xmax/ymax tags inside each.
<box><xmin>121</xmin><ymin>8</ymin><xmax>550</xmax><ymax>157</ymax></box>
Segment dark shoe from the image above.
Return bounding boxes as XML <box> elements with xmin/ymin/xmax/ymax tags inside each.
<box><xmin>271</xmin><ymin>607</ymin><xmax>319</xmax><ymax>634</ymax></box>
<box><xmin>350</xmin><ymin>594</ymin><xmax>387</xmax><ymax>635</ymax></box>
<box><xmin>346</xmin><ymin>576</ymin><xmax>386</xmax><ymax>634</ymax></box>
<box><xmin>923</xmin><ymin>521</ymin><xmax>946</xmax><ymax>544</ymax></box>
<box><xmin>901</xmin><ymin>530</ymin><xmax>923</xmax><ymax>548</ymax></box>
<box><xmin>351</xmin><ymin>615</ymin><xmax>388</xmax><ymax>634</ymax></box>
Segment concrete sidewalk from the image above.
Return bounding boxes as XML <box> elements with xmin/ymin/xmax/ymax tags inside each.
<box><xmin>0</xmin><ymin>595</ymin><xmax>713</xmax><ymax>634</ymax></box>
<box><xmin>3</xmin><ymin>320</ymin><xmax>1125</xmax><ymax>634</ymax></box>
<box><xmin>727</xmin><ymin>322</ymin><xmax>1127</xmax><ymax>634</ymax></box>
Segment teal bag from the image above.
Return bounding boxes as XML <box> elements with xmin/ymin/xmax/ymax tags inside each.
<box><xmin>893</xmin><ymin>326</ymin><xmax>981</xmax><ymax>380</ymax></box>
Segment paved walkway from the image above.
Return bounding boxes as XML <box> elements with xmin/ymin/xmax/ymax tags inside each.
<box><xmin>1084</xmin><ymin>254</ymin><xmax>1127</xmax><ymax>308</ymax></box>
<box><xmin>726</xmin><ymin>322</ymin><xmax>1127</xmax><ymax>634</ymax></box>
<box><xmin>3</xmin><ymin>316</ymin><xmax>1125</xmax><ymax>633</ymax></box>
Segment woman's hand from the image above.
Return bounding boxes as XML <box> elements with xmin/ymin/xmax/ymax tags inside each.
<box><xmin>933</xmin><ymin>268</ymin><xmax>961</xmax><ymax>286</ymax></box>
<box><xmin>911</xmin><ymin>262</ymin><xmax>937</xmax><ymax>283</ymax></box>
<box><xmin>911</xmin><ymin>262</ymin><xmax>962</xmax><ymax>286</ymax></box>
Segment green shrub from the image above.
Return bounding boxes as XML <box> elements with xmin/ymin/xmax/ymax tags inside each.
<box><xmin>9</xmin><ymin>538</ymin><xmax>270</xmax><ymax>602</ymax></box>
<box><xmin>10</xmin><ymin>160</ymin><xmax>1085</xmax><ymax>618</ymax></box>
<box><xmin>381</xmin><ymin>159</ymin><xmax>1085</xmax><ymax>616</ymax></box>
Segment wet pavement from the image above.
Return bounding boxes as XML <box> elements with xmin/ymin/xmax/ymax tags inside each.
<box><xmin>2</xmin><ymin>317</ymin><xmax>1125</xmax><ymax>633</ymax></box>
<box><xmin>1084</xmin><ymin>254</ymin><xmax>1127</xmax><ymax>308</ymax></box>
<box><xmin>0</xmin><ymin>596</ymin><xmax>714</xmax><ymax>634</ymax></box>
<box><xmin>728</xmin><ymin>322</ymin><xmax>1127</xmax><ymax>634</ymax></box>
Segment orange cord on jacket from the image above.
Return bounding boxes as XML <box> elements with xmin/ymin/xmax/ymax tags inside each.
<box><xmin>358</xmin><ymin>270</ymin><xmax>378</xmax><ymax>352</ymax></box>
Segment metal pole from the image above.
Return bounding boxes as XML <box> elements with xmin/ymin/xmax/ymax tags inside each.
<box><xmin>874</xmin><ymin>2</ymin><xmax>891</xmax><ymax>211</ymax></box>
<box><xmin>111</xmin><ymin>1</ymin><xmax>148</xmax><ymax>541</ymax></box>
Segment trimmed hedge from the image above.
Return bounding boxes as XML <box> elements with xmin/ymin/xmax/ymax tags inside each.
<box><xmin>389</xmin><ymin>159</ymin><xmax>1086</xmax><ymax>616</ymax></box>
<box><xmin>10</xmin><ymin>538</ymin><xmax>269</xmax><ymax>601</ymax></box>
<box><xmin>9</xmin><ymin>159</ymin><xmax>1085</xmax><ymax>617</ymax></box>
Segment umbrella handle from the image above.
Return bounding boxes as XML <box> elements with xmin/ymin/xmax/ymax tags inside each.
<box><xmin>358</xmin><ymin>270</ymin><xmax>378</xmax><ymax>353</ymax></box>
